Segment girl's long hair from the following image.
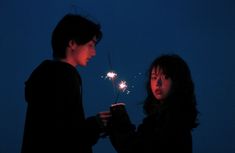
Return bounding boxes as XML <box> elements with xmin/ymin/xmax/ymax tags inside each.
<box><xmin>143</xmin><ymin>54</ymin><xmax>199</xmax><ymax>129</ymax></box>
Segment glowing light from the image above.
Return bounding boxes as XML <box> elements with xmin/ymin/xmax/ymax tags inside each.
<box><xmin>118</xmin><ymin>80</ymin><xmax>127</xmax><ymax>92</ymax></box>
<box><xmin>102</xmin><ymin>69</ymin><xmax>144</xmax><ymax>103</ymax></box>
<box><xmin>106</xmin><ymin>71</ymin><xmax>117</xmax><ymax>80</ymax></box>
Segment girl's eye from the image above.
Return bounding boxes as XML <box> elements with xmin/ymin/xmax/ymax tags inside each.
<box><xmin>151</xmin><ymin>76</ymin><xmax>157</xmax><ymax>80</ymax></box>
<box><xmin>161</xmin><ymin>75</ymin><xmax>170</xmax><ymax>80</ymax></box>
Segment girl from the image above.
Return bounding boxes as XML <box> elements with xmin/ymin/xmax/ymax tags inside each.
<box><xmin>108</xmin><ymin>54</ymin><xmax>199</xmax><ymax>153</ymax></box>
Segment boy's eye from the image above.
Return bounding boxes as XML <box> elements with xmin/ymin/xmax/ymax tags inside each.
<box><xmin>89</xmin><ymin>43</ymin><xmax>95</xmax><ymax>48</ymax></box>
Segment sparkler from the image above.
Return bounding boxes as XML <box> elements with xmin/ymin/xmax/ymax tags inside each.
<box><xmin>114</xmin><ymin>80</ymin><xmax>128</xmax><ymax>103</ymax></box>
<box><xmin>103</xmin><ymin>71</ymin><xmax>128</xmax><ymax>103</ymax></box>
<box><xmin>105</xmin><ymin>71</ymin><xmax>118</xmax><ymax>98</ymax></box>
<box><xmin>106</xmin><ymin>71</ymin><xmax>117</xmax><ymax>80</ymax></box>
<box><xmin>102</xmin><ymin>52</ymin><xmax>142</xmax><ymax>103</ymax></box>
<box><xmin>102</xmin><ymin>70</ymin><xmax>143</xmax><ymax>103</ymax></box>
<box><xmin>118</xmin><ymin>80</ymin><xmax>128</xmax><ymax>92</ymax></box>
<box><xmin>104</xmin><ymin>52</ymin><xmax>129</xmax><ymax>103</ymax></box>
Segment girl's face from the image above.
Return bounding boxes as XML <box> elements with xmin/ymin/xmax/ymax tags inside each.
<box><xmin>151</xmin><ymin>66</ymin><xmax>172</xmax><ymax>103</ymax></box>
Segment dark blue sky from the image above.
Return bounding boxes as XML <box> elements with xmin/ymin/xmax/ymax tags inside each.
<box><xmin>0</xmin><ymin>0</ymin><xmax>235</xmax><ymax>153</ymax></box>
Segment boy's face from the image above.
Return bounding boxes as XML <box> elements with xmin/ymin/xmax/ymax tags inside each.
<box><xmin>70</xmin><ymin>38</ymin><xmax>97</xmax><ymax>67</ymax></box>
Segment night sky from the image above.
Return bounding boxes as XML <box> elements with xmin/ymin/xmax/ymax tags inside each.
<box><xmin>0</xmin><ymin>0</ymin><xmax>235</xmax><ymax>153</ymax></box>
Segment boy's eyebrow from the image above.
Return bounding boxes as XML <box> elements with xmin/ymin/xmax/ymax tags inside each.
<box><xmin>92</xmin><ymin>37</ymin><xmax>97</xmax><ymax>43</ymax></box>
<box><xmin>91</xmin><ymin>39</ymin><xmax>97</xmax><ymax>45</ymax></box>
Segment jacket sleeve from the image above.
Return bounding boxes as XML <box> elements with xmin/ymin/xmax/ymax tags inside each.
<box><xmin>108</xmin><ymin>112</ymin><xmax>192</xmax><ymax>153</ymax></box>
<box><xmin>51</xmin><ymin>70</ymin><xmax>104</xmax><ymax>147</ymax></box>
<box><xmin>107</xmin><ymin>108</ymin><xmax>137</xmax><ymax>153</ymax></box>
<box><xmin>84</xmin><ymin>116</ymin><xmax>105</xmax><ymax>145</ymax></box>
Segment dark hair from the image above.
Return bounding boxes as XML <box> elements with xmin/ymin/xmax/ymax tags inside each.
<box><xmin>51</xmin><ymin>14</ymin><xmax>102</xmax><ymax>59</ymax></box>
<box><xmin>143</xmin><ymin>54</ymin><xmax>199</xmax><ymax>128</ymax></box>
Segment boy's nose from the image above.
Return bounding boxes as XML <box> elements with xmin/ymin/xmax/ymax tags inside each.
<box><xmin>91</xmin><ymin>49</ymin><xmax>96</xmax><ymax>56</ymax></box>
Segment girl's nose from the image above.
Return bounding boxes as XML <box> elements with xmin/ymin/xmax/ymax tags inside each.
<box><xmin>157</xmin><ymin>78</ymin><xmax>162</xmax><ymax>87</ymax></box>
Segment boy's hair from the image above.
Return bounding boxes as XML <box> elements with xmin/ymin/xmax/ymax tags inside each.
<box><xmin>51</xmin><ymin>14</ymin><xmax>102</xmax><ymax>59</ymax></box>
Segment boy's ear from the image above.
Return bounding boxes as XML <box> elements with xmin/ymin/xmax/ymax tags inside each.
<box><xmin>68</xmin><ymin>40</ymin><xmax>77</xmax><ymax>50</ymax></box>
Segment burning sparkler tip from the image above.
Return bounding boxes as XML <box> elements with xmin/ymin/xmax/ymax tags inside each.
<box><xmin>118</xmin><ymin>80</ymin><xmax>128</xmax><ymax>92</ymax></box>
<box><xmin>106</xmin><ymin>71</ymin><xmax>117</xmax><ymax>80</ymax></box>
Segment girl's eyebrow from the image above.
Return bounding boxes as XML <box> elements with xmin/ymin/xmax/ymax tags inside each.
<box><xmin>151</xmin><ymin>72</ymin><xmax>165</xmax><ymax>76</ymax></box>
<box><xmin>151</xmin><ymin>72</ymin><xmax>157</xmax><ymax>75</ymax></box>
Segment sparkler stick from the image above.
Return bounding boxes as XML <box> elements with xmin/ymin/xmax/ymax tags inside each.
<box><xmin>107</xmin><ymin>52</ymin><xmax>118</xmax><ymax>99</ymax></box>
<box><xmin>114</xmin><ymin>80</ymin><xmax>128</xmax><ymax>103</ymax></box>
<box><xmin>114</xmin><ymin>91</ymin><xmax>120</xmax><ymax>104</ymax></box>
<box><xmin>105</xmin><ymin>52</ymin><xmax>130</xmax><ymax>103</ymax></box>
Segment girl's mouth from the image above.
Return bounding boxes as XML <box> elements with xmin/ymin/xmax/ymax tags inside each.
<box><xmin>155</xmin><ymin>89</ymin><xmax>161</xmax><ymax>95</ymax></box>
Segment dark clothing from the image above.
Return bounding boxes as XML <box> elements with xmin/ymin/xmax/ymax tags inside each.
<box><xmin>21</xmin><ymin>60</ymin><xmax>102</xmax><ymax>153</ymax></box>
<box><xmin>109</xmin><ymin>103</ymin><xmax>193</xmax><ymax>153</ymax></box>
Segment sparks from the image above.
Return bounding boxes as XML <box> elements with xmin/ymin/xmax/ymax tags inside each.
<box><xmin>106</xmin><ymin>71</ymin><xmax>117</xmax><ymax>80</ymax></box>
<box><xmin>118</xmin><ymin>80</ymin><xmax>128</xmax><ymax>92</ymax></box>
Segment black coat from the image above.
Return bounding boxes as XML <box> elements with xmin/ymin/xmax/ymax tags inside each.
<box><xmin>21</xmin><ymin>60</ymin><xmax>102</xmax><ymax>153</ymax></box>
<box><xmin>109</xmin><ymin>104</ymin><xmax>193</xmax><ymax>153</ymax></box>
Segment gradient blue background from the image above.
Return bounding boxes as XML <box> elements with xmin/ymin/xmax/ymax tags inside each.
<box><xmin>0</xmin><ymin>0</ymin><xmax>235</xmax><ymax>153</ymax></box>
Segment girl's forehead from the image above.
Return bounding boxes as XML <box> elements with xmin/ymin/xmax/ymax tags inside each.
<box><xmin>151</xmin><ymin>66</ymin><xmax>163</xmax><ymax>74</ymax></box>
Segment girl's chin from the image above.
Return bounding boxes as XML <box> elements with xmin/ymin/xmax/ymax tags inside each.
<box><xmin>155</xmin><ymin>95</ymin><xmax>164</xmax><ymax>101</ymax></box>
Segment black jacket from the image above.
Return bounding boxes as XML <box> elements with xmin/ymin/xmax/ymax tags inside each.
<box><xmin>109</xmin><ymin>104</ymin><xmax>193</xmax><ymax>153</ymax></box>
<box><xmin>21</xmin><ymin>60</ymin><xmax>102</xmax><ymax>153</ymax></box>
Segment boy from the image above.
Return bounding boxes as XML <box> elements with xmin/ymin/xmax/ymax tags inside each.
<box><xmin>21</xmin><ymin>14</ymin><xmax>110</xmax><ymax>153</ymax></box>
